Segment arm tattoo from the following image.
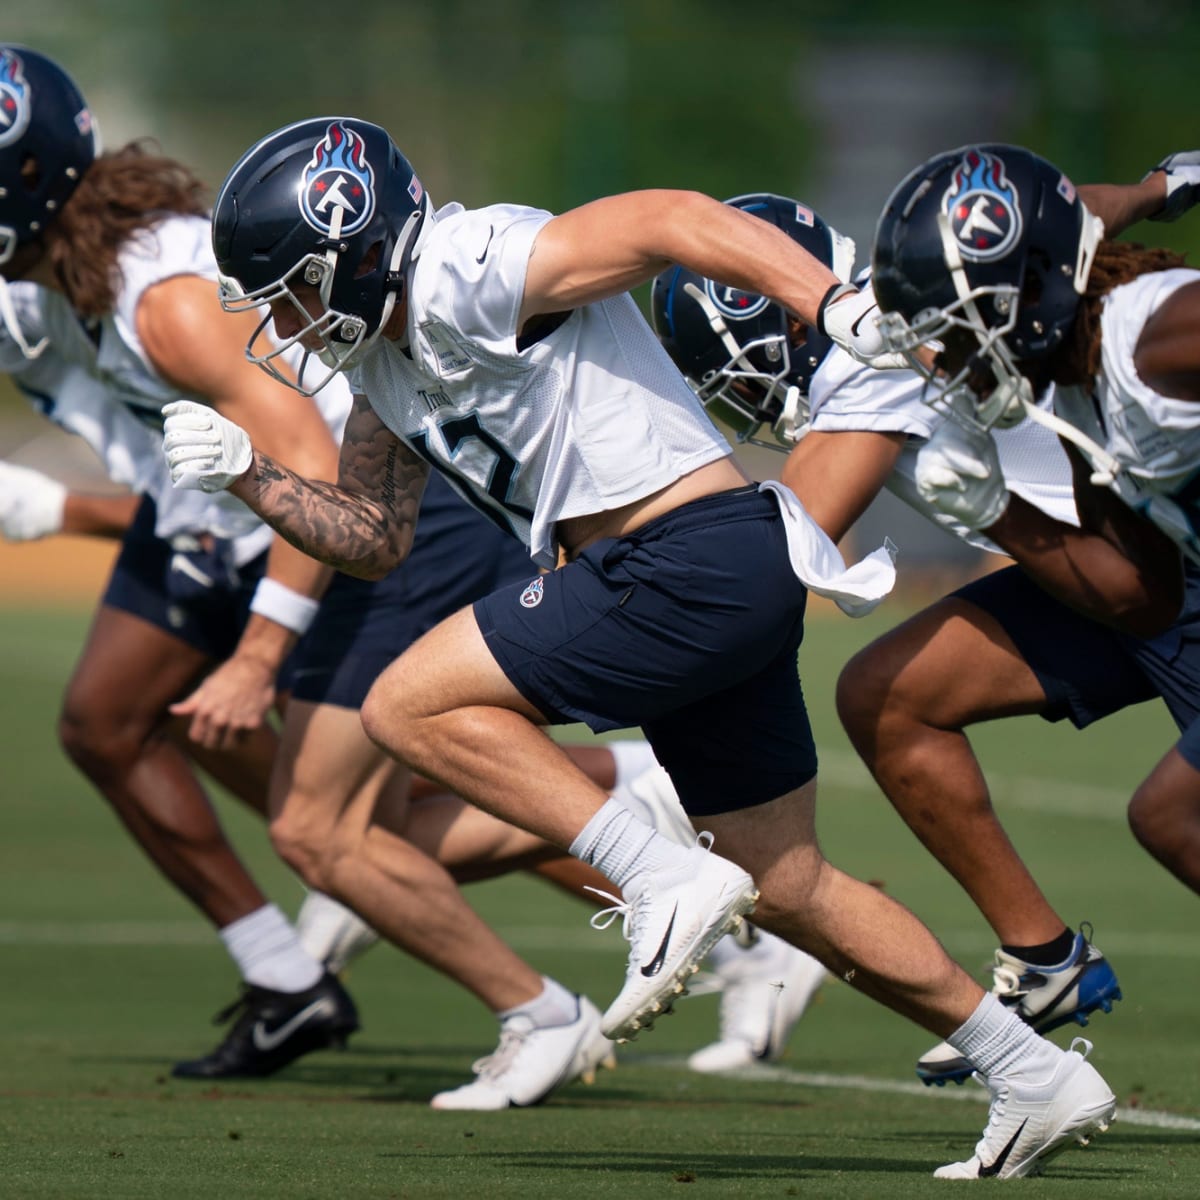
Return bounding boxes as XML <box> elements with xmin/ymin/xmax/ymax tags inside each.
<box><xmin>233</xmin><ymin>401</ymin><xmax>427</xmax><ymax>579</ymax></box>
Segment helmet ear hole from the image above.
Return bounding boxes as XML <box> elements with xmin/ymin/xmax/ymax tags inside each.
<box><xmin>355</xmin><ymin>241</ymin><xmax>382</xmax><ymax>280</ymax></box>
<box><xmin>19</xmin><ymin>153</ymin><xmax>41</xmax><ymax>192</ymax></box>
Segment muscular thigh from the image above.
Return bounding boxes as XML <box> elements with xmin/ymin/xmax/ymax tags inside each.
<box><xmin>845</xmin><ymin>590</ymin><xmax>1050</xmax><ymax>730</ymax></box>
<box><xmin>951</xmin><ymin>564</ymin><xmax>1159</xmax><ymax>729</ymax></box>
<box><xmin>64</xmin><ymin>604</ymin><xmax>212</xmax><ymax>729</ymax></box>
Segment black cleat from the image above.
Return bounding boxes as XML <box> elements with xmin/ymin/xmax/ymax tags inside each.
<box><xmin>171</xmin><ymin>971</ymin><xmax>359</xmax><ymax>1079</ymax></box>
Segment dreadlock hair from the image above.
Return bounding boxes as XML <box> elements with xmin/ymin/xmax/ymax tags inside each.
<box><xmin>1048</xmin><ymin>239</ymin><xmax>1188</xmax><ymax>388</ymax></box>
<box><xmin>42</xmin><ymin>140</ymin><xmax>209</xmax><ymax>318</ymax></box>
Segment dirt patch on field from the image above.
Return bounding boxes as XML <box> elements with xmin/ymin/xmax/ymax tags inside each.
<box><xmin>0</xmin><ymin>537</ymin><xmax>117</xmax><ymax>608</ymax></box>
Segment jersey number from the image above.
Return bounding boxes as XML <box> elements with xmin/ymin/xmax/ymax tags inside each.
<box><xmin>409</xmin><ymin>413</ymin><xmax>533</xmax><ymax>537</ymax></box>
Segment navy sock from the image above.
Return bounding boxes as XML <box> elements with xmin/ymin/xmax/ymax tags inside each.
<box><xmin>1001</xmin><ymin>927</ymin><xmax>1076</xmax><ymax>968</ymax></box>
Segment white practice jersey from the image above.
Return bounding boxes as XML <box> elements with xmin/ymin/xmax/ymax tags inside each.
<box><xmin>1053</xmin><ymin>268</ymin><xmax>1200</xmax><ymax>562</ymax></box>
<box><xmin>351</xmin><ymin>202</ymin><xmax>732</xmax><ymax>569</ymax></box>
<box><xmin>809</xmin><ymin>346</ymin><xmax>1078</xmax><ymax>552</ymax></box>
<box><xmin>1</xmin><ymin>214</ymin><xmax>352</xmax><ymax>560</ymax></box>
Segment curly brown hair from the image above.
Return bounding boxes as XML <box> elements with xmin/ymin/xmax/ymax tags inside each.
<box><xmin>42</xmin><ymin>140</ymin><xmax>209</xmax><ymax>318</ymax></box>
<box><xmin>1047</xmin><ymin>239</ymin><xmax>1188</xmax><ymax>388</ymax></box>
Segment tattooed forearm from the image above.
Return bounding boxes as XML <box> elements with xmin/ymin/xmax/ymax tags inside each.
<box><xmin>230</xmin><ymin>443</ymin><xmax>425</xmax><ymax>579</ymax></box>
<box><xmin>380</xmin><ymin>442</ymin><xmax>399</xmax><ymax>511</ymax></box>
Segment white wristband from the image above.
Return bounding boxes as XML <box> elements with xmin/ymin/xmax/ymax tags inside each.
<box><xmin>249</xmin><ymin>577</ymin><xmax>321</xmax><ymax>636</ymax></box>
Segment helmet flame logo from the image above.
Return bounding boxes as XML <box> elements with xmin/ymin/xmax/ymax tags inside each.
<box><xmin>942</xmin><ymin>149</ymin><xmax>1023</xmax><ymax>263</ymax></box>
<box><xmin>299</xmin><ymin>121</ymin><xmax>376</xmax><ymax>237</ymax></box>
<box><xmin>0</xmin><ymin>50</ymin><xmax>32</xmax><ymax>149</ymax></box>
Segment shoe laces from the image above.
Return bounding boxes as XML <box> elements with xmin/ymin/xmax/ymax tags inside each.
<box><xmin>991</xmin><ymin>962</ymin><xmax>1028</xmax><ymax>1000</ymax></box>
<box><xmin>470</xmin><ymin>1021</ymin><xmax>531</xmax><ymax>1081</ymax></box>
<box><xmin>211</xmin><ymin>987</ymin><xmax>258</xmax><ymax>1027</ymax></box>
<box><xmin>586</xmin><ymin>886</ymin><xmax>648</xmax><ymax>945</ymax></box>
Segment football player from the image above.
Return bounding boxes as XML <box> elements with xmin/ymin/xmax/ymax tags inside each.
<box><xmin>0</xmin><ymin>45</ymin><xmax>609</xmax><ymax>1106</ymax></box>
<box><xmin>0</xmin><ymin>47</ymin><xmax>818</xmax><ymax>1108</ymax></box>
<box><xmin>649</xmin><ymin>164</ymin><xmax>1197</xmax><ymax>1174</ymax></box>
<box><xmin>163</xmin><ymin>115</ymin><xmax>1114</xmax><ymax>1178</ymax></box>
<box><xmin>835</xmin><ymin>145</ymin><xmax>1200</xmax><ymax>1115</ymax></box>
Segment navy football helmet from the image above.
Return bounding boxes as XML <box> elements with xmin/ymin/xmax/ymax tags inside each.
<box><xmin>213</xmin><ymin>117</ymin><xmax>431</xmax><ymax>394</ymax></box>
<box><xmin>651</xmin><ymin>192</ymin><xmax>855</xmax><ymax>451</ymax></box>
<box><xmin>0</xmin><ymin>46</ymin><xmax>98</xmax><ymax>358</ymax></box>
<box><xmin>872</xmin><ymin>144</ymin><xmax>1103</xmax><ymax>428</ymax></box>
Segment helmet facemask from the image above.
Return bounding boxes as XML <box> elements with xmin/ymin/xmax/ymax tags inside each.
<box><xmin>879</xmin><ymin>195</ymin><xmax>1103</xmax><ymax>436</ymax></box>
<box><xmin>682</xmin><ymin>281</ymin><xmax>809</xmax><ymax>451</ymax></box>
<box><xmin>221</xmin><ymin>198</ymin><xmax>424</xmax><ymax>396</ymax></box>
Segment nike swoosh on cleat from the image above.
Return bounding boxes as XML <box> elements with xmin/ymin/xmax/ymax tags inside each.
<box><xmin>251</xmin><ymin>998</ymin><xmax>336</xmax><ymax>1052</ymax></box>
<box><xmin>978</xmin><ymin>1118</ymin><xmax>1028</xmax><ymax>1177</ymax></box>
<box><xmin>640</xmin><ymin>904</ymin><xmax>678</xmax><ymax>977</ymax></box>
<box><xmin>475</xmin><ymin>225</ymin><xmax>495</xmax><ymax>264</ymax></box>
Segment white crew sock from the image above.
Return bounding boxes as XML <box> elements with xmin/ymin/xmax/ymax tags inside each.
<box><xmin>295</xmin><ymin>890</ymin><xmax>380</xmax><ymax>973</ymax></box>
<box><xmin>219</xmin><ymin>903</ymin><xmax>324</xmax><ymax>993</ymax></box>
<box><xmin>607</xmin><ymin>739</ymin><xmax>660</xmax><ymax>791</ymax></box>
<box><xmin>569</xmin><ymin>796</ymin><xmax>692</xmax><ymax>893</ymax></box>
<box><xmin>947</xmin><ymin>992</ymin><xmax>1062</xmax><ymax>1082</ymax></box>
<box><xmin>497</xmin><ymin>975</ymin><xmax>580</xmax><ymax>1028</ymax></box>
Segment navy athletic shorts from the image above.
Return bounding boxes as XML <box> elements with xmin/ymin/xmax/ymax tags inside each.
<box><xmin>954</xmin><ymin>562</ymin><xmax>1200</xmax><ymax>770</ymax></box>
<box><xmin>475</xmin><ymin>485</ymin><xmax>819</xmax><ymax>816</ymax></box>
<box><xmin>292</xmin><ymin>473</ymin><xmax>534</xmax><ymax>708</ymax></box>
<box><xmin>102</xmin><ymin>495</ymin><xmax>267</xmax><ymax>663</ymax></box>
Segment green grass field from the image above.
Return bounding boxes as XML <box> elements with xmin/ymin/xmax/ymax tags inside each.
<box><xmin>2</xmin><ymin>601</ymin><xmax>1198</xmax><ymax>1199</ymax></box>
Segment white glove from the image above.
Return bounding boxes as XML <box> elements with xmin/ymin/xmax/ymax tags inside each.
<box><xmin>162</xmin><ymin>399</ymin><xmax>253</xmax><ymax>493</ymax></box>
<box><xmin>816</xmin><ymin>282</ymin><xmax>910</xmax><ymax>369</ymax></box>
<box><xmin>1145</xmin><ymin>151</ymin><xmax>1200</xmax><ymax>222</ymax></box>
<box><xmin>914</xmin><ymin>418</ymin><xmax>1010</xmax><ymax>531</ymax></box>
<box><xmin>0</xmin><ymin>460</ymin><xmax>67</xmax><ymax>540</ymax></box>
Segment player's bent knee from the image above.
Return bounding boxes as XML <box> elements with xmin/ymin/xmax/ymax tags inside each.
<box><xmin>57</xmin><ymin>702</ymin><xmax>143</xmax><ymax>781</ymax></box>
<box><xmin>835</xmin><ymin>649</ymin><xmax>893</xmax><ymax>737</ymax></box>
<box><xmin>269</xmin><ymin>805</ymin><xmax>342</xmax><ymax>889</ymax></box>
<box><xmin>1128</xmin><ymin>784</ymin><xmax>1175</xmax><ymax>858</ymax></box>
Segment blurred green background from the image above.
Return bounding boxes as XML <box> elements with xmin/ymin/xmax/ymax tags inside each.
<box><xmin>3</xmin><ymin>0</ymin><xmax>1200</xmax><ymax>566</ymax></box>
<box><xmin>7</xmin><ymin>0</ymin><xmax>1198</xmax><ymax>241</ymax></box>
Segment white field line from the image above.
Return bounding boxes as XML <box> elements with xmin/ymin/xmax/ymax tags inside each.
<box><xmin>818</xmin><ymin>747</ymin><xmax>1133</xmax><ymax>820</ymax></box>
<box><xmin>4</xmin><ymin>920</ymin><xmax>1198</xmax><ymax>1131</ymax></box>
<box><xmin>5</xmin><ymin>920</ymin><xmax>1200</xmax><ymax>959</ymax></box>
<box><xmin>639</xmin><ymin>1055</ymin><xmax>1200</xmax><ymax>1133</ymax></box>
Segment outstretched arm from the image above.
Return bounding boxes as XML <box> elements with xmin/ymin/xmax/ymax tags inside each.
<box><xmin>1079</xmin><ymin>151</ymin><xmax>1200</xmax><ymax>237</ymax></box>
<box><xmin>0</xmin><ymin>460</ymin><xmax>139</xmax><ymax>541</ymax></box>
<box><xmin>519</xmin><ymin>189</ymin><xmax>899</xmax><ymax>364</ymax></box>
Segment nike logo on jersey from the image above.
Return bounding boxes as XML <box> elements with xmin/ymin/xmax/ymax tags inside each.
<box><xmin>640</xmin><ymin>904</ymin><xmax>678</xmax><ymax>977</ymax></box>
<box><xmin>251</xmin><ymin>997</ymin><xmax>336</xmax><ymax>1052</ymax></box>
<box><xmin>476</xmin><ymin>225</ymin><xmax>495</xmax><ymax>264</ymax></box>
<box><xmin>978</xmin><ymin>1118</ymin><xmax>1028</xmax><ymax>1177</ymax></box>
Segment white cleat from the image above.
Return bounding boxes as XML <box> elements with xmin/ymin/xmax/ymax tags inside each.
<box><xmin>934</xmin><ymin>1038</ymin><xmax>1116</xmax><ymax>1180</ymax></box>
<box><xmin>429</xmin><ymin>995</ymin><xmax>614</xmax><ymax>1111</ymax></box>
<box><xmin>590</xmin><ymin>833</ymin><xmax>759</xmax><ymax>1043</ymax></box>
<box><xmin>687</xmin><ymin>929</ymin><xmax>827</xmax><ymax>1073</ymax></box>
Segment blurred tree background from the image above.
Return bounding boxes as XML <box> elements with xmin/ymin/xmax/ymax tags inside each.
<box><xmin>3</xmin><ymin>0</ymin><xmax>1199</xmax><ymax>562</ymax></box>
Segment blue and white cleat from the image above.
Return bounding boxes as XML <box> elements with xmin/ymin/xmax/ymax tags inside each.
<box><xmin>917</xmin><ymin>927</ymin><xmax>1122</xmax><ymax>1086</ymax></box>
